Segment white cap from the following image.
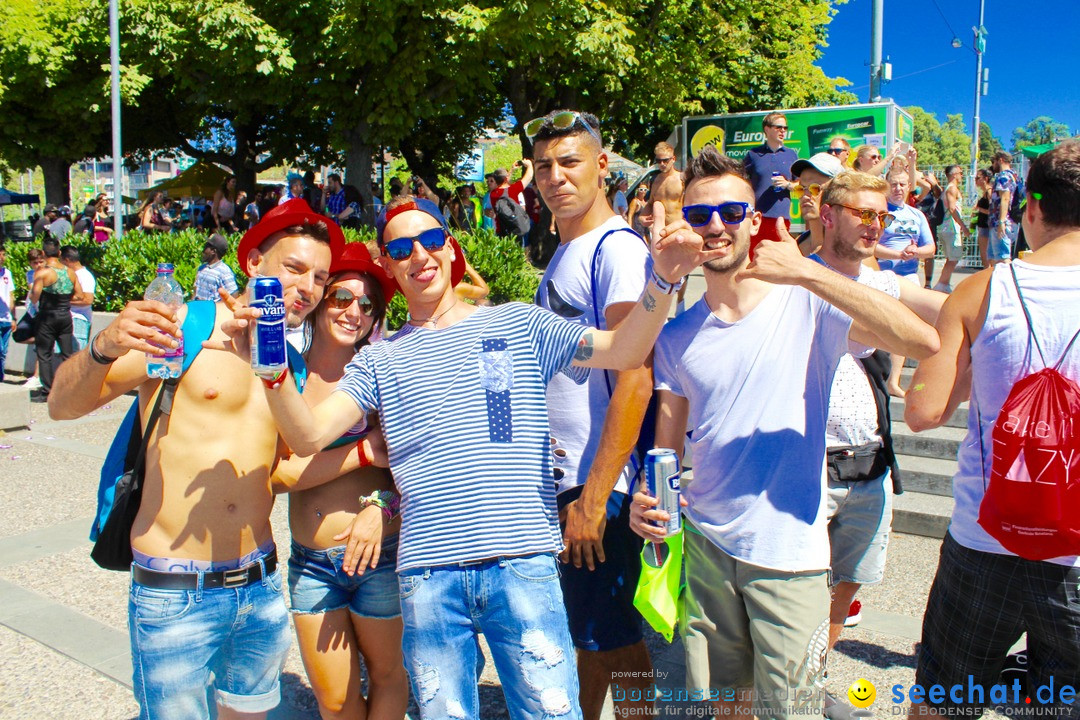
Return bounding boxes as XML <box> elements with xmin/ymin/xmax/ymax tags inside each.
<box><xmin>790</xmin><ymin>152</ymin><xmax>845</xmax><ymax>179</ymax></box>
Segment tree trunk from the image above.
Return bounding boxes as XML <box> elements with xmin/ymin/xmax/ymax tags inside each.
<box><xmin>40</xmin><ymin>157</ymin><xmax>71</xmax><ymax>207</ymax></box>
<box><xmin>344</xmin><ymin>125</ymin><xmax>374</xmax><ymax>223</ymax></box>
<box><xmin>230</xmin><ymin>121</ymin><xmax>260</xmax><ymax>195</ymax></box>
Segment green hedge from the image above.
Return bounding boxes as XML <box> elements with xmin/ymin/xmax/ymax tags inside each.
<box><xmin>5</xmin><ymin>227</ymin><xmax>539</xmax><ymax>326</ymax></box>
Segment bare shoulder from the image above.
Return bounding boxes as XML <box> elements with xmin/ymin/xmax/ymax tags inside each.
<box><xmin>948</xmin><ymin>267</ymin><xmax>994</xmax><ymax>338</ymax></box>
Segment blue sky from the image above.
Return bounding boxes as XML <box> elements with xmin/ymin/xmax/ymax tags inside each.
<box><xmin>816</xmin><ymin>0</ymin><xmax>1078</xmax><ymax>148</ymax></box>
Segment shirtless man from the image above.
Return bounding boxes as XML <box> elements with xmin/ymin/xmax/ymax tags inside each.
<box><xmin>47</xmin><ymin>199</ymin><xmax>345</xmax><ymax>720</ymax></box>
<box><xmin>648</xmin><ymin>141</ymin><xmax>687</xmax><ymax>308</ymax></box>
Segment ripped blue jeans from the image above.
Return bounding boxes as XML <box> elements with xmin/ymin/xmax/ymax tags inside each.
<box><xmin>399</xmin><ymin>553</ymin><xmax>582</xmax><ymax>720</ymax></box>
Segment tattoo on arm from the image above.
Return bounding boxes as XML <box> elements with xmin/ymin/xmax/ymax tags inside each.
<box><xmin>642</xmin><ymin>291</ymin><xmax>657</xmax><ymax>313</ymax></box>
<box><xmin>574</xmin><ymin>332</ymin><xmax>595</xmax><ymax>362</ymax></box>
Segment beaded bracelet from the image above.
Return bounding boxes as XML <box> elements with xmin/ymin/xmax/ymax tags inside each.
<box><xmin>359</xmin><ymin>490</ymin><xmax>401</xmax><ymax>523</ymax></box>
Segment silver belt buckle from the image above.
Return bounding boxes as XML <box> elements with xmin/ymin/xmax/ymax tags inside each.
<box><xmin>223</xmin><ymin>567</ymin><xmax>249</xmax><ymax>588</ymax></box>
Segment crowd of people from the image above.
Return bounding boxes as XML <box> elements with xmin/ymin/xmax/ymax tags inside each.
<box><xmin>1</xmin><ymin>107</ymin><xmax>1074</xmax><ymax>720</ymax></box>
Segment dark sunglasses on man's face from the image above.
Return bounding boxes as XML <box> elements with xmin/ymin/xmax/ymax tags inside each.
<box><xmin>325</xmin><ymin>287</ymin><xmax>375</xmax><ymax>316</ymax></box>
<box><xmin>768</xmin><ymin>124</ymin><xmax>788</xmax><ymax>131</ymax></box>
<box><xmin>826</xmin><ymin>148</ymin><xmax>845</xmax><ymax>156</ymax></box>
<box><xmin>655</xmin><ymin>156</ymin><xmax>674</xmax><ymax>164</ymax></box>
<box><xmin>682</xmin><ymin>202</ymin><xmax>752</xmax><ymax>227</ymax></box>
<box><xmin>381</xmin><ymin>227</ymin><xmax>447</xmax><ymax>261</ymax></box>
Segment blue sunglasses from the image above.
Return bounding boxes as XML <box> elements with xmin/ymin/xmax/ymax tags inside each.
<box><xmin>381</xmin><ymin>227</ymin><xmax>447</xmax><ymax>261</ymax></box>
<box><xmin>682</xmin><ymin>202</ymin><xmax>752</xmax><ymax>227</ymax></box>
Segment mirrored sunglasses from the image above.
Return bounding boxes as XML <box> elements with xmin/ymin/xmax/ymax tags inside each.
<box><xmin>381</xmin><ymin>226</ymin><xmax>447</xmax><ymax>261</ymax></box>
<box><xmin>682</xmin><ymin>202</ymin><xmax>752</xmax><ymax>227</ymax></box>
<box><xmin>325</xmin><ymin>287</ymin><xmax>375</xmax><ymax>316</ymax></box>
<box><xmin>790</xmin><ymin>183</ymin><xmax>822</xmax><ymax>200</ymax></box>
<box><xmin>832</xmin><ymin>204</ymin><xmax>895</xmax><ymax>228</ymax></box>
<box><xmin>523</xmin><ymin>111</ymin><xmax>603</xmax><ymax>146</ymax></box>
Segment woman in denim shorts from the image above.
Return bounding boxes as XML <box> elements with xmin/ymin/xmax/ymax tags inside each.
<box><xmin>272</xmin><ymin>245</ymin><xmax>408</xmax><ymax>720</ymax></box>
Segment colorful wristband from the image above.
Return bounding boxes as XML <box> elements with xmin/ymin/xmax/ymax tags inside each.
<box><xmin>357</xmin><ymin>439</ymin><xmax>372</xmax><ymax>468</ymax></box>
<box><xmin>260</xmin><ymin>369</ymin><xmax>287</xmax><ymax>390</ymax></box>
<box><xmin>359</xmin><ymin>490</ymin><xmax>400</xmax><ymax>522</ymax></box>
<box><xmin>650</xmin><ymin>269</ymin><xmax>684</xmax><ymax>295</ymax></box>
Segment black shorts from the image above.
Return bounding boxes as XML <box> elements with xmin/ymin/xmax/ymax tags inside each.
<box><xmin>915</xmin><ymin>533</ymin><xmax>1080</xmax><ymax>717</ymax></box>
<box><xmin>557</xmin><ymin>486</ymin><xmax>644</xmax><ymax>652</ymax></box>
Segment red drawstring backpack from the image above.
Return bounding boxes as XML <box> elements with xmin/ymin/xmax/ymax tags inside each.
<box><xmin>977</xmin><ymin>265</ymin><xmax>1080</xmax><ymax>560</ymax></box>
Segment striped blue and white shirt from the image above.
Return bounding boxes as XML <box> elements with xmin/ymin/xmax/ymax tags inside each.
<box><xmin>194</xmin><ymin>261</ymin><xmax>239</xmax><ymax>302</ymax></box>
<box><xmin>336</xmin><ymin>302</ymin><xmax>588</xmax><ymax>571</ymax></box>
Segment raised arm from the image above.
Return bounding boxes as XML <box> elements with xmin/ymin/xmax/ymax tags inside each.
<box><xmin>905</xmin><ymin>270</ymin><xmax>990</xmax><ymax>432</ymax></box>
<box><xmin>742</xmin><ymin>228</ymin><xmax>940</xmax><ymax>360</ymax></box>
<box><xmin>575</xmin><ymin>202</ymin><xmax>724</xmax><ymax>371</ymax></box>
<box><xmin>48</xmin><ymin>301</ymin><xmax>181</xmax><ymax>420</ymax></box>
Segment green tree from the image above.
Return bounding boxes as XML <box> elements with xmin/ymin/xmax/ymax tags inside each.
<box><xmin>976</xmin><ymin>121</ymin><xmax>1004</xmax><ymax>168</ymax></box>
<box><xmin>905</xmin><ymin>106</ymin><xmax>971</xmax><ymax>170</ymax></box>
<box><xmin>1012</xmin><ymin>116</ymin><xmax>1071</xmax><ymax>150</ymax></box>
<box><xmin>449</xmin><ymin>0</ymin><xmax>854</xmax><ymax>157</ymax></box>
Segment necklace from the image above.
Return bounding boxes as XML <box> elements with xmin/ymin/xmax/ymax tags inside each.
<box><xmin>408</xmin><ymin>301</ymin><xmax>459</xmax><ymax>328</ymax></box>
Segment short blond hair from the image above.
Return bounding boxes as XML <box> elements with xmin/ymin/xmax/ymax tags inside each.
<box><xmin>820</xmin><ymin>171</ymin><xmax>888</xmax><ymax>208</ymax></box>
<box><xmin>654</xmin><ymin>141</ymin><xmax>675</xmax><ymax>156</ymax></box>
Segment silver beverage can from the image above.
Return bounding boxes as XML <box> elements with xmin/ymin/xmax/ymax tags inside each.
<box><xmin>645</xmin><ymin>448</ymin><xmax>681</xmax><ymax>535</ymax></box>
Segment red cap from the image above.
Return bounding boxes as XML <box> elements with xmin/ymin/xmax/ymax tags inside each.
<box><xmin>236</xmin><ymin>198</ymin><xmax>345</xmax><ymax>277</ymax></box>
<box><xmin>328</xmin><ymin>242</ymin><xmax>396</xmax><ymax>304</ymax></box>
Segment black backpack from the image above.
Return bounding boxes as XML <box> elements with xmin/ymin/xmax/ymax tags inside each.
<box><xmin>494</xmin><ymin>195</ymin><xmax>531</xmax><ymax>237</ymax></box>
<box><xmin>1006</xmin><ymin>170</ymin><xmax>1026</xmax><ymax>224</ymax></box>
<box><xmin>919</xmin><ymin>190</ymin><xmax>945</xmax><ymax>228</ymax></box>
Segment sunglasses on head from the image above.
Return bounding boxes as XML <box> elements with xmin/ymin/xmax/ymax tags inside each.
<box><xmin>523</xmin><ymin>111</ymin><xmax>603</xmax><ymax>146</ymax></box>
<box><xmin>682</xmin><ymin>202</ymin><xmax>752</xmax><ymax>227</ymax></box>
<box><xmin>790</xmin><ymin>183</ymin><xmax>822</xmax><ymax>200</ymax></box>
<box><xmin>380</xmin><ymin>226</ymin><xmax>448</xmax><ymax>261</ymax></box>
<box><xmin>325</xmin><ymin>287</ymin><xmax>375</xmax><ymax>316</ymax></box>
<box><xmin>830</xmin><ymin>204</ymin><xmax>896</xmax><ymax>228</ymax></box>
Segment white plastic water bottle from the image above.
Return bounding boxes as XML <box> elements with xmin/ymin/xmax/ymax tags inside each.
<box><xmin>144</xmin><ymin>262</ymin><xmax>185</xmax><ymax>379</ymax></box>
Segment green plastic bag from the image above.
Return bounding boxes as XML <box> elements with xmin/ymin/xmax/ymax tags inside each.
<box><xmin>633</xmin><ymin>533</ymin><xmax>684</xmax><ymax>642</ymax></box>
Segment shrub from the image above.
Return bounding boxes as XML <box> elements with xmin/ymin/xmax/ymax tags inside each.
<box><xmin>4</xmin><ymin>225</ymin><xmax>537</xmax><ymax>319</ymax></box>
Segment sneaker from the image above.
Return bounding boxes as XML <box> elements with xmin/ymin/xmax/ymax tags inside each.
<box><xmin>844</xmin><ymin>599</ymin><xmax>862</xmax><ymax>627</ymax></box>
<box><xmin>824</xmin><ymin>690</ymin><xmax>857</xmax><ymax>720</ymax></box>
<box><xmin>22</xmin><ymin>376</ymin><xmax>41</xmax><ymax>390</ymax></box>
<box><xmin>932</xmin><ymin>282</ymin><xmax>952</xmax><ymax>294</ymax></box>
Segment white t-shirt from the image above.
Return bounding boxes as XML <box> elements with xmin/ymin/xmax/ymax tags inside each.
<box><xmin>653</xmin><ymin>286</ymin><xmax>855</xmax><ymax>572</ymax></box>
<box><xmin>819</xmin><ymin>263</ymin><xmax>901</xmax><ymax>448</ymax></box>
<box><xmin>535</xmin><ymin>216</ymin><xmax>650</xmax><ymax>495</ymax></box>
<box><xmin>0</xmin><ymin>267</ymin><xmax>14</xmax><ymax>323</ymax></box>
<box><xmin>613</xmin><ymin>190</ymin><xmax>629</xmax><ymax>217</ymax></box>
<box><xmin>71</xmin><ymin>267</ymin><xmax>96</xmax><ymax>324</ymax></box>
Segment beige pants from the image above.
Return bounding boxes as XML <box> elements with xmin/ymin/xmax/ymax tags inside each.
<box><xmin>682</xmin><ymin>527</ymin><xmax>830</xmax><ymax>719</ymax></box>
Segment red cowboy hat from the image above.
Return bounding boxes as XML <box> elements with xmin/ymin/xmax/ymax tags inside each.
<box><xmin>236</xmin><ymin>198</ymin><xmax>345</xmax><ymax>277</ymax></box>
<box><xmin>328</xmin><ymin>242</ymin><xmax>396</xmax><ymax>304</ymax></box>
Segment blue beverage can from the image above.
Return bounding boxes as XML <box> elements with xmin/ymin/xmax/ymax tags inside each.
<box><xmin>645</xmin><ymin>448</ymin><xmax>681</xmax><ymax>535</ymax></box>
<box><xmin>249</xmin><ymin>276</ymin><xmax>288</xmax><ymax>378</ymax></box>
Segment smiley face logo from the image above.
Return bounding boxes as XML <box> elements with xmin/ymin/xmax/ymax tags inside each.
<box><xmin>847</xmin><ymin>678</ymin><xmax>876</xmax><ymax>708</ymax></box>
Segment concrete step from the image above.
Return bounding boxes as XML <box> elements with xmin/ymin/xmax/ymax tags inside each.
<box><xmin>895</xmin><ymin>453</ymin><xmax>955</xmax><ymax>497</ymax></box>
<box><xmin>892</xmin><ymin>421</ymin><xmax>967</xmax><ymax>461</ymax></box>
<box><xmin>890</xmin><ymin>396</ymin><xmax>969</xmax><ymax>429</ymax></box>
<box><xmin>892</xmin><ymin>490</ymin><xmax>953</xmax><ymax>539</ymax></box>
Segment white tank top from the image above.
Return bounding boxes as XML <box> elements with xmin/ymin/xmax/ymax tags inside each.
<box><xmin>951</xmin><ymin>260</ymin><xmax>1080</xmax><ymax>566</ymax></box>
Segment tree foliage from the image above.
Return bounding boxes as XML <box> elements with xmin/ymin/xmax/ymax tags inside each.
<box><xmin>1012</xmin><ymin>116</ymin><xmax>1071</xmax><ymax>151</ymax></box>
<box><xmin>977</xmin><ymin>121</ymin><xmax>1004</xmax><ymax>166</ymax></box>
<box><xmin>905</xmin><ymin>106</ymin><xmax>971</xmax><ymax>170</ymax></box>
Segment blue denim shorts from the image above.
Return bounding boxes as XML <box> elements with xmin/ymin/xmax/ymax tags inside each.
<box><xmin>288</xmin><ymin>534</ymin><xmax>401</xmax><ymax>618</ymax></box>
<box><xmin>128</xmin><ymin>565</ymin><xmax>291</xmax><ymax>719</ymax></box>
<box><xmin>826</xmin><ymin>469</ymin><xmax>893</xmax><ymax>585</ymax></box>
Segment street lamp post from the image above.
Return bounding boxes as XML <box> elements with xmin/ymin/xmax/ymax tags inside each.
<box><xmin>109</xmin><ymin>0</ymin><xmax>122</xmax><ymax>239</ymax></box>
<box><xmin>969</xmin><ymin>0</ymin><xmax>988</xmax><ymax>183</ymax></box>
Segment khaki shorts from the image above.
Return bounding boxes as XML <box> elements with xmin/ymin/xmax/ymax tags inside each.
<box><xmin>682</xmin><ymin>527</ymin><xmax>830</xmax><ymax>719</ymax></box>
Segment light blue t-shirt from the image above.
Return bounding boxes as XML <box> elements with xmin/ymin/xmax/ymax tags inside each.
<box><xmin>876</xmin><ymin>203</ymin><xmax>934</xmax><ymax>277</ymax></box>
<box><xmin>653</xmin><ymin>286</ymin><xmax>853</xmax><ymax>572</ymax></box>
<box><xmin>335</xmin><ymin>302</ymin><xmax>588</xmax><ymax>571</ymax></box>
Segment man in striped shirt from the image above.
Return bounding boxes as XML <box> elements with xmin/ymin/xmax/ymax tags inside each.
<box><xmin>194</xmin><ymin>234</ymin><xmax>240</xmax><ymax>302</ymax></box>
<box><xmin>236</xmin><ymin>193</ymin><xmax>722</xmax><ymax>720</ymax></box>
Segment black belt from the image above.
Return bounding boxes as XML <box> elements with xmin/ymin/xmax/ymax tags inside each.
<box><xmin>132</xmin><ymin>549</ymin><xmax>278</xmax><ymax>590</ymax></box>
